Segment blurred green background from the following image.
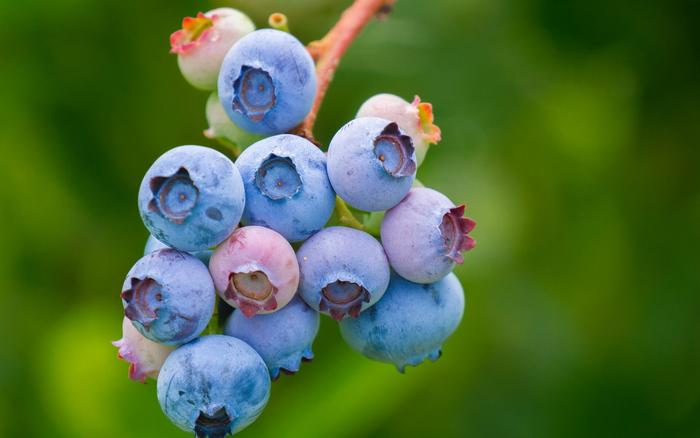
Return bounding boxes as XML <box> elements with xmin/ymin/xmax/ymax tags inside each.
<box><xmin>1</xmin><ymin>0</ymin><xmax>699</xmax><ymax>436</ymax></box>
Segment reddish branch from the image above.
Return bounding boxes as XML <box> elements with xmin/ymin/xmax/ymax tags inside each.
<box><xmin>296</xmin><ymin>0</ymin><xmax>395</xmax><ymax>141</ymax></box>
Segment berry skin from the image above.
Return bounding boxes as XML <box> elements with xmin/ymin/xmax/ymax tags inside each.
<box><xmin>170</xmin><ymin>8</ymin><xmax>255</xmax><ymax>90</ymax></box>
<box><xmin>380</xmin><ymin>187</ymin><xmax>476</xmax><ymax>283</ymax></box>
<box><xmin>204</xmin><ymin>92</ymin><xmax>262</xmax><ymax>152</ymax></box>
<box><xmin>138</xmin><ymin>145</ymin><xmax>245</xmax><ymax>252</ymax></box>
<box><xmin>327</xmin><ymin>117</ymin><xmax>416</xmax><ymax>211</ymax></box>
<box><xmin>296</xmin><ymin>226</ymin><xmax>390</xmax><ymax>320</ymax></box>
<box><xmin>235</xmin><ymin>134</ymin><xmax>336</xmax><ymax>242</ymax></box>
<box><xmin>113</xmin><ymin>316</ymin><xmax>174</xmax><ymax>382</ymax></box>
<box><xmin>144</xmin><ymin>234</ymin><xmax>213</xmax><ymax>265</ymax></box>
<box><xmin>340</xmin><ymin>272</ymin><xmax>465</xmax><ymax>372</ymax></box>
<box><xmin>157</xmin><ymin>335</ymin><xmax>270</xmax><ymax>437</ymax></box>
<box><xmin>121</xmin><ymin>249</ymin><xmax>215</xmax><ymax>345</ymax></box>
<box><xmin>218</xmin><ymin>29</ymin><xmax>317</xmax><ymax>135</ymax></box>
<box><xmin>209</xmin><ymin>226</ymin><xmax>299</xmax><ymax>317</ymax></box>
<box><xmin>357</xmin><ymin>94</ymin><xmax>441</xmax><ymax>166</ymax></box>
<box><xmin>224</xmin><ymin>296</ymin><xmax>320</xmax><ymax>380</ymax></box>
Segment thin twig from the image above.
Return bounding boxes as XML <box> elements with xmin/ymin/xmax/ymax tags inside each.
<box><xmin>296</xmin><ymin>0</ymin><xmax>395</xmax><ymax>141</ymax></box>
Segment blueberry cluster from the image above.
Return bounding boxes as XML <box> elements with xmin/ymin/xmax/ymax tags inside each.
<box><xmin>114</xmin><ymin>7</ymin><xmax>476</xmax><ymax>437</ymax></box>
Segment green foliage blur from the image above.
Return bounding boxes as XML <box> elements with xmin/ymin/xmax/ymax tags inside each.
<box><xmin>1</xmin><ymin>0</ymin><xmax>699</xmax><ymax>436</ymax></box>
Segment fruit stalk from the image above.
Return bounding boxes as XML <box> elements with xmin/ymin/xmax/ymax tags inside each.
<box><xmin>298</xmin><ymin>0</ymin><xmax>395</xmax><ymax>140</ymax></box>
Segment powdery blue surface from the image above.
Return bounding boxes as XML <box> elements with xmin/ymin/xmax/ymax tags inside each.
<box><xmin>144</xmin><ymin>234</ymin><xmax>213</xmax><ymax>265</ymax></box>
<box><xmin>224</xmin><ymin>296</ymin><xmax>320</xmax><ymax>379</ymax></box>
<box><xmin>121</xmin><ymin>249</ymin><xmax>215</xmax><ymax>346</ymax></box>
<box><xmin>327</xmin><ymin>117</ymin><xmax>416</xmax><ymax>211</ymax></box>
<box><xmin>157</xmin><ymin>335</ymin><xmax>270</xmax><ymax>436</ymax></box>
<box><xmin>236</xmin><ymin>134</ymin><xmax>335</xmax><ymax>241</ymax></box>
<box><xmin>218</xmin><ymin>29</ymin><xmax>316</xmax><ymax>135</ymax></box>
<box><xmin>296</xmin><ymin>226</ymin><xmax>390</xmax><ymax>319</ymax></box>
<box><xmin>138</xmin><ymin>145</ymin><xmax>245</xmax><ymax>252</ymax></box>
<box><xmin>381</xmin><ymin>187</ymin><xmax>459</xmax><ymax>283</ymax></box>
<box><xmin>340</xmin><ymin>272</ymin><xmax>465</xmax><ymax>372</ymax></box>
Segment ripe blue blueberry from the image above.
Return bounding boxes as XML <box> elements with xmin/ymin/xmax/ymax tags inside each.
<box><xmin>157</xmin><ymin>335</ymin><xmax>270</xmax><ymax>437</ymax></box>
<box><xmin>340</xmin><ymin>272</ymin><xmax>465</xmax><ymax>372</ymax></box>
<box><xmin>381</xmin><ymin>187</ymin><xmax>476</xmax><ymax>283</ymax></box>
<box><xmin>121</xmin><ymin>249</ymin><xmax>215</xmax><ymax>345</ymax></box>
<box><xmin>296</xmin><ymin>226</ymin><xmax>390</xmax><ymax>320</ymax></box>
<box><xmin>218</xmin><ymin>29</ymin><xmax>317</xmax><ymax>135</ymax></box>
<box><xmin>144</xmin><ymin>234</ymin><xmax>213</xmax><ymax>265</ymax></box>
<box><xmin>235</xmin><ymin>134</ymin><xmax>335</xmax><ymax>241</ymax></box>
<box><xmin>224</xmin><ymin>296</ymin><xmax>320</xmax><ymax>380</ymax></box>
<box><xmin>327</xmin><ymin>117</ymin><xmax>416</xmax><ymax>211</ymax></box>
<box><xmin>138</xmin><ymin>145</ymin><xmax>245</xmax><ymax>252</ymax></box>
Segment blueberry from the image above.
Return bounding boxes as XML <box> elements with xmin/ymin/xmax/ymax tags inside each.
<box><xmin>235</xmin><ymin>134</ymin><xmax>335</xmax><ymax>241</ymax></box>
<box><xmin>112</xmin><ymin>316</ymin><xmax>174</xmax><ymax>382</ymax></box>
<box><xmin>157</xmin><ymin>335</ymin><xmax>270</xmax><ymax>437</ymax></box>
<box><xmin>339</xmin><ymin>272</ymin><xmax>465</xmax><ymax>372</ymax></box>
<box><xmin>121</xmin><ymin>249</ymin><xmax>215</xmax><ymax>345</ymax></box>
<box><xmin>144</xmin><ymin>234</ymin><xmax>213</xmax><ymax>265</ymax></box>
<box><xmin>209</xmin><ymin>226</ymin><xmax>299</xmax><ymax>317</ymax></box>
<box><xmin>296</xmin><ymin>226</ymin><xmax>390</xmax><ymax>320</ymax></box>
<box><xmin>138</xmin><ymin>145</ymin><xmax>245</xmax><ymax>252</ymax></box>
<box><xmin>357</xmin><ymin>94</ymin><xmax>441</xmax><ymax>166</ymax></box>
<box><xmin>224</xmin><ymin>296</ymin><xmax>319</xmax><ymax>380</ymax></box>
<box><xmin>327</xmin><ymin>117</ymin><xmax>416</xmax><ymax>211</ymax></box>
<box><xmin>170</xmin><ymin>8</ymin><xmax>255</xmax><ymax>90</ymax></box>
<box><xmin>218</xmin><ymin>29</ymin><xmax>317</xmax><ymax>135</ymax></box>
<box><xmin>380</xmin><ymin>187</ymin><xmax>476</xmax><ymax>283</ymax></box>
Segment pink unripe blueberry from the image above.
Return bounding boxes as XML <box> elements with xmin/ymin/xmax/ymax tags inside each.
<box><xmin>357</xmin><ymin>94</ymin><xmax>441</xmax><ymax>166</ymax></box>
<box><xmin>170</xmin><ymin>8</ymin><xmax>255</xmax><ymax>90</ymax></box>
<box><xmin>112</xmin><ymin>316</ymin><xmax>174</xmax><ymax>382</ymax></box>
<box><xmin>209</xmin><ymin>226</ymin><xmax>299</xmax><ymax>317</ymax></box>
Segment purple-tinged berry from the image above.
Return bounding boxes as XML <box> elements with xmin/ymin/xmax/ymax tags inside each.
<box><xmin>236</xmin><ymin>134</ymin><xmax>335</xmax><ymax>241</ymax></box>
<box><xmin>209</xmin><ymin>226</ymin><xmax>299</xmax><ymax>317</ymax></box>
<box><xmin>381</xmin><ymin>187</ymin><xmax>476</xmax><ymax>283</ymax></box>
<box><xmin>121</xmin><ymin>249</ymin><xmax>215</xmax><ymax>345</ymax></box>
<box><xmin>218</xmin><ymin>29</ymin><xmax>317</xmax><ymax>135</ymax></box>
<box><xmin>138</xmin><ymin>145</ymin><xmax>245</xmax><ymax>252</ymax></box>
<box><xmin>357</xmin><ymin>94</ymin><xmax>441</xmax><ymax>166</ymax></box>
<box><xmin>340</xmin><ymin>272</ymin><xmax>465</xmax><ymax>372</ymax></box>
<box><xmin>327</xmin><ymin>117</ymin><xmax>416</xmax><ymax>211</ymax></box>
<box><xmin>144</xmin><ymin>234</ymin><xmax>213</xmax><ymax>265</ymax></box>
<box><xmin>204</xmin><ymin>92</ymin><xmax>262</xmax><ymax>153</ymax></box>
<box><xmin>224</xmin><ymin>296</ymin><xmax>319</xmax><ymax>380</ymax></box>
<box><xmin>296</xmin><ymin>226</ymin><xmax>390</xmax><ymax>320</ymax></box>
<box><xmin>113</xmin><ymin>316</ymin><xmax>174</xmax><ymax>382</ymax></box>
<box><xmin>157</xmin><ymin>335</ymin><xmax>270</xmax><ymax>437</ymax></box>
<box><xmin>170</xmin><ymin>8</ymin><xmax>255</xmax><ymax>90</ymax></box>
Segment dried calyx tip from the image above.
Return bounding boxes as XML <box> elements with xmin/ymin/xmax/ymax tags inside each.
<box><xmin>374</xmin><ymin>122</ymin><xmax>416</xmax><ymax>177</ymax></box>
<box><xmin>195</xmin><ymin>406</ymin><xmax>233</xmax><ymax>438</ymax></box>
<box><xmin>440</xmin><ymin>205</ymin><xmax>476</xmax><ymax>264</ymax></box>
<box><xmin>268</xmin><ymin>13</ymin><xmax>289</xmax><ymax>32</ymax></box>
<box><xmin>320</xmin><ymin>280</ymin><xmax>370</xmax><ymax>320</ymax></box>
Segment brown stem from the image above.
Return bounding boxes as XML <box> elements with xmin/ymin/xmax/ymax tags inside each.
<box><xmin>296</xmin><ymin>0</ymin><xmax>395</xmax><ymax>141</ymax></box>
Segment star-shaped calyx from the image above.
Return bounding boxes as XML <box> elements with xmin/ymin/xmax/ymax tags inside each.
<box><xmin>373</xmin><ymin>122</ymin><xmax>416</xmax><ymax>177</ymax></box>
<box><xmin>148</xmin><ymin>167</ymin><xmax>199</xmax><ymax>224</ymax></box>
<box><xmin>232</xmin><ymin>66</ymin><xmax>276</xmax><ymax>122</ymax></box>
<box><xmin>121</xmin><ymin>277</ymin><xmax>163</xmax><ymax>329</ymax></box>
<box><xmin>170</xmin><ymin>12</ymin><xmax>217</xmax><ymax>55</ymax></box>
<box><xmin>440</xmin><ymin>205</ymin><xmax>477</xmax><ymax>264</ymax></box>
<box><xmin>194</xmin><ymin>406</ymin><xmax>234</xmax><ymax>438</ymax></box>
<box><xmin>319</xmin><ymin>280</ymin><xmax>371</xmax><ymax>320</ymax></box>
<box><xmin>412</xmin><ymin>95</ymin><xmax>442</xmax><ymax>145</ymax></box>
<box><xmin>225</xmin><ymin>271</ymin><xmax>279</xmax><ymax>317</ymax></box>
